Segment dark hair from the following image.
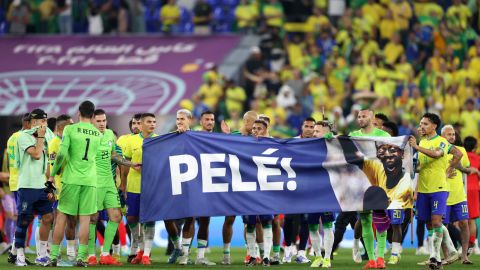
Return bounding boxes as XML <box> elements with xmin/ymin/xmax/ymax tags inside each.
<box><xmin>254</xmin><ymin>119</ymin><xmax>268</xmax><ymax>128</ymax></box>
<box><xmin>47</xmin><ymin>117</ymin><xmax>56</xmax><ymax>131</ymax></box>
<box><xmin>382</xmin><ymin>121</ymin><xmax>398</xmax><ymax>136</ymax></box>
<box><xmin>128</xmin><ymin>119</ymin><xmax>133</xmax><ymax>132</ymax></box>
<box><xmin>79</xmin><ymin>100</ymin><xmax>95</xmax><ymax>118</ymax></box>
<box><xmin>422</xmin><ymin>113</ymin><xmax>441</xmax><ymax>128</ymax></box>
<box><xmin>200</xmin><ymin>110</ymin><xmax>215</xmax><ymax>118</ymax></box>
<box><xmin>133</xmin><ymin>113</ymin><xmax>142</xmax><ymax>120</ymax></box>
<box><xmin>55</xmin><ymin>114</ymin><xmax>71</xmax><ymax>127</ymax></box>
<box><xmin>141</xmin><ymin>113</ymin><xmax>155</xmax><ymax>120</ymax></box>
<box><xmin>464</xmin><ymin>136</ymin><xmax>478</xmax><ymax>152</ymax></box>
<box><xmin>375</xmin><ymin>113</ymin><xmax>389</xmax><ymax>123</ymax></box>
<box><xmin>303</xmin><ymin>117</ymin><xmax>316</xmax><ymax>124</ymax></box>
<box><xmin>94</xmin><ymin>109</ymin><xmax>106</xmax><ymax>116</ymax></box>
<box><xmin>315</xmin><ymin>120</ymin><xmax>332</xmax><ymax>130</ymax></box>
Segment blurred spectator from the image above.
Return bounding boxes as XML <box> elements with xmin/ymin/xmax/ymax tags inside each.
<box><xmin>126</xmin><ymin>0</ymin><xmax>144</xmax><ymax>33</ymax></box>
<box><xmin>160</xmin><ymin>0</ymin><xmax>180</xmax><ymax>33</ymax></box>
<box><xmin>384</xmin><ymin>33</ymin><xmax>404</xmax><ymax>65</ymax></box>
<box><xmin>56</xmin><ymin>0</ymin><xmax>72</xmax><ymax>34</ymax></box>
<box><xmin>262</xmin><ymin>0</ymin><xmax>283</xmax><ymax>30</ymax></box>
<box><xmin>193</xmin><ymin>0</ymin><xmax>212</xmax><ymax>35</ymax></box>
<box><xmin>225</xmin><ymin>79</ymin><xmax>247</xmax><ymax>114</ymax></box>
<box><xmin>198</xmin><ymin>72</ymin><xmax>223</xmax><ymax>111</ymax></box>
<box><xmin>276</xmin><ymin>85</ymin><xmax>296</xmax><ymax>109</ymax></box>
<box><xmin>447</xmin><ymin>0</ymin><xmax>472</xmax><ymax>31</ymax></box>
<box><xmin>243</xmin><ymin>46</ymin><xmax>268</xmax><ymax>101</ymax></box>
<box><xmin>7</xmin><ymin>0</ymin><xmax>30</xmax><ymax>34</ymax></box>
<box><xmin>88</xmin><ymin>0</ymin><xmax>103</xmax><ymax>35</ymax></box>
<box><xmin>460</xmin><ymin>98</ymin><xmax>480</xmax><ymax>140</ymax></box>
<box><xmin>117</xmin><ymin>0</ymin><xmax>129</xmax><ymax>33</ymax></box>
<box><xmin>235</xmin><ymin>0</ymin><xmax>258</xmax><ymax>33</ymax></box>
<box><xmin>379</xmin><ymin>10</ymin><xmax>396</xmax><ymax>47</ymax></box>
<box><xmin>38</xmin><ymin>0</ymin><xmax>57</xmax><ymax>33</ymax></box>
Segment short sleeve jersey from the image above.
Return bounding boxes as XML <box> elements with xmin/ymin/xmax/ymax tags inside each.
<box><xmin>124</xmin><ymin>133</ymin><xmax>158</xmax><ymax>194</ymax></box>
<box><xmin>48</xmin><ymin>135</ymin><xmax>63</xmax><ymax>195</ymax></box>
<box><xmin>362</xmin><ymin>160</ymin><xmax>414</xmax><ymax>209</ymax></box>
<box><xmin>349</xmin><ymin>128</ymin><xmax>391</xmax><ymax>137</ymax></box>
<box><xmin>95</xmin><ymin>129</ymin><xmax>116</xmax><ymax>188</ymax></box>
<box><xmin>446</xmin><ymin>146</ymin><xmax>469</xmax><ymax>205</ymax></box>
<box><xmin>116</xmin><ymin>133</ymin><xmax>132</xmax><ymax>153</ymax></box>
<box><xmin>57</xmin><ymin>122</ymin><xmax>102</xmax><ymax>187</ymax></box>
<box><xmin>418</xmin><ymin>135</ymin><xmax>451</xmax><ymax>193</ymax></box>
<box><xmin>6</xmin><ymin>131</ymin><xmax>21</xmax><ymax>191</ymax></box>
<box><xmin>17</xmin><ymin>132</ymin><xmax>48</xmax><ymax>189</ymax></box>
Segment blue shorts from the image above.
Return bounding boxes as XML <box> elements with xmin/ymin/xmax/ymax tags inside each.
<box><xmin>387</xmin><ymin>209</ymin><xmax>405</xmax><ymax>225</ymax></box>
<box><xmin>307</xmin><ymin>212</ymin><xmax>335</xmax><ymax>224</ymax></box>
<box><xmin>416</xmin><ymin>192</ymin><xmax>448</xmax><ymax>221</ymax></box>
<box><xmin>242</xmin><ymin>215</ymin><xmax>274</xmax><ymax>225</ymax></box>
<box><xmin>13</xmin><ymin>191</ymin><xmax>18</xmax><ymax>204</ymax></box>
<box><xmin>444</xmin><ymin>201</ymin><xmax>469</xmax><ymax>224</ymax></box>
<box><xmin>17</xmin><ymin>188</ymin><xmax>54</xmax><ymax>216</ymax></box>
<box><xmin>126</xmin><ymin>192</ymin><xmax>140</xmax><ymax>217</ymax></box>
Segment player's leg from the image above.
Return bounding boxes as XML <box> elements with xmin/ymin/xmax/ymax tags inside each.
<box><xmin>99</xmin><ymin>185</ymin><xmax>123</xmax><ymax>265</ymax></box>
<box><xmin>387</xmin><ymin>209</ymin><xmax>404</xmax><ymax>265</ymax></box>
<box><xmin>453</xmin><ymin>202</ymin><xmax>471</xmax><ymax>263</ymax></box>
<box><xmin>429</xmin><ymin>192</ymin><xmax>448</xmax><ymax>268</ymax></box>
<box><xmin>308</xmin><ymin>213</ymin><xmax>323</xmax><ymax>267</ymax></box>
<box><xmin>65</xmin><ymin>215</ymin><xmax>77</xmax><ymax>261</ymax></box>
<box><xmin>164</xmin><ymin>219</ymin><xmax>181</xmax><ymax>263</ymax></box>
<box><xmin>282</xmin><ymin>214</ymin><xmax>296</xmax><ymax>263</ymax></box>
<box><xmin>352</xmin><ymin>217</ymin><xmax>363</xmax><ymax>263</ymax></box>
<box><xmin>359</xmin><ymin>211</ymin><xmax>376</xmax><ymax>268</ymax></box>
<box><xmin>195</xmin><ymin>217</ymin><xmax>215</xmax><ymax>265</ymax></box>
<box><xmin>244</xmin><ymin>215</ymin><xmax>258</xmax><ymax>266</ymax></box>
<box><xmin>260</xmin><ymin>215</ymin><xmax>274</xmax><ymax>266</ymax></box>
<box><xmin>296</xmin><ymin>215</ymin><xmax>310</xmax><ymax>263</ymax></box>
<box><xmin>255</xmin><ymin>221</ymin><xmax>264</xmax><ymax>259</ymax></box>
<box><xmin>271</xmin><ymin>215</ymin><xmax>282</xmax><ymax>265</ymax></box>
<box><xmin>322</xmin><ymin>212</ymin><xmax>335</xmax><ymax>268</ymax></box>
<box><xmin>87</xmin><ymin>212</ymin><xmax>99</xmax><ymax>265</ymax></box>
<box><xmin>126</xmin><ymin>192</ymin><xmax>142</xmax><ymax>263</ymax></box>
<box><xmin>13</xmin><ymin>188</ymin><xmax>35</xmax><ymax>266</ymax></box>
<box><xmin>222</xmin><ymin>216</ymin><xmax>235</xmax><ymax>264</ymax></box>
<box><xmin>76</xmin><ymin>185</ymin><xmax>98</xmax><ymax>266</ymax></box>
<box><xmin>332</xmin><ymin>211</ymin><xmax>356</xmax><ymax>252</ymax></box>
<box><xmin>178</xmin><ymin>217</ymin><xmax>195</xmax><ymax>265</ymax></box>
<box><xmin>34</xmin><ymin>192</ymin><xmax>54</xmax><ymax>265</ymax></box>
<box><xmin>372</xmin><ymin>210</ymin><xmax>389</xmax><ymax>269</ymax></box>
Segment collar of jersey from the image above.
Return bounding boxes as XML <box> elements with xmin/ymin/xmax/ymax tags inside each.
<box><xmin>428</xmin><ymin>134</ymin><xmax>439</xmax><ymax>141</ymax></box>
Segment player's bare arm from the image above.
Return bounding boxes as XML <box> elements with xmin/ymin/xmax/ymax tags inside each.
<box><xmin>408</xmin><ymin>136</ymin><xmax>444</xmax><ymax>158</ymax></box>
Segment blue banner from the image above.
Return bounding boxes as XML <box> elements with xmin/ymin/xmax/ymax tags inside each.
<box><xmin>140</xmin><ymin>132</ymin><xmax>414</xmax><ymax>222</ymax></box>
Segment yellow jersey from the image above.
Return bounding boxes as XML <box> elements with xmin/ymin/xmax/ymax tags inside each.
<box><xmin>160</xmin><ymin>4</ymin><xmax>180</xmax><ymax>25</ymax></box>
<box><xmin>363</xmin><ymin>159</ymin><xmax>413</xmax><ymax>209</ymax></box>
<box><xmin>235</xmin><ymin>4</ymin><xmax>258</xmax><ymax>28</ymax></box>
<box><xmin>447</xmin><ymin>146</ymin><xmax>469</xmax><ymax>205</ymax></box>
<box><xmin>48</xmin><ymin>135</ymin><xmax>63</xmax><ymax>197</ymax></box>
<box><xmin>418</xmin><ymin>135</ymin><xmax>451</xmax><ymax>193</ymax></box>
<box><xmin>124</xmin><ymin>133</ymin><xmax>158</xmax><ymax>194</ymax></box>
<box><xmin>6</xmin><ymin>131</ymin><xmax>21</xmax><ymax>192</ymax></box>
<box><xmin>117</xmin><ymin>133</ymin><xmax>134</xmax><ymax>154</ymax></box>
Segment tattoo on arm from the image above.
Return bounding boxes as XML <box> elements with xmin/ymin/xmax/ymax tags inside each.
<box><xmin>112</xmin><ymin>154</ymin><xmax>131</xmax><ymax>167</ymax></box>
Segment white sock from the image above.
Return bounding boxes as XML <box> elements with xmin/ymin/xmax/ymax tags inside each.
<box><xmin>441</xmin><ymin>225</ymin><xmax>456</xmax><ymax>254</ymax></box>
<box><xmin>246</xmin><ymin>231</ymin><xmax>257</xmax><ymax>258</ymax></box>
<box><xmin>17</xmin><ymin>247</ymin><xmax>25</xmax><ymax>259</ymax></box>
<box><xmin>113</xmin><ymin>244</ymin><xmax>120</xmax><ymax>255</ymax></box>
<box><xmin>35</xmin><ymin>226</ymin><xmax>40</xmax><ymax>257</ymax></box>
<box><xmin>353</xmin><ymin>238</ymin><xmax>360</xmax><ymax>250</ymax></box>
<box><xmin>309</xmin><ymin>229</ymin><xmax>322</xmax><ymax>256</ymax></box>
<box><xmin>181</xmin><ymin>237</ymin><xmax>192</xmax><ymax>257</ymax></box>
<box><xmin>324</xmin><ymin>228</ymin><xmax>334</xmax><ymax>260</ymax></box>
<box><xmin>129</xmin><ymin>223</ymin><xmax>140</xmax><ymax>255</ymax></box>
<box><xmin>263</xmin><ymin>227</ymin><xmax>273</xmax><ymax>259</ymax></box>
<box><xmin>197</xmin><ymin>239</ymin><xmax>208</xmax><ymax>259</ymax></box>
<box><xmin>143</xmin><ymin>225</ymin><xmax>155</xmax><ymax>257</ymax></box>
<box><xmin>138</xmin><ymin>226</ymin><xmax>145</xmax><ymax>251</ymax></box>
<box><xmin>223</xmin><ymin>243</ymin><xmax>231</xmax><ymax>255</ymax></box>
<box><xmin>298</xmin><ymin>249</ymin><xmax>306</xmax><ymax>257</ymax></box>
<box><xmin>38</xmin><ymin>240</ymin><xmax>48</xmax><ymax>258</ymax></box>
<box><xmin>67</xmin><ymin>240</ymin><xmax>76</xmax><ymax>258</ymax></box>
<box><xmin>392</xmin><ymin>242</ymin><xmax>401</xmax><ymax>256</ymax></box>
<box><xmin>173</xmin><ymin>237</ymin><xmax>181</xmax><ymax>249</ymax></box>
<box><xmin>258</xmin><ymin>242</ymin><xmax>264</xmax><ymax>257</ymax></box>
<box><xmin>433</xmin><ymin>229</ymin><xmax>443</xmax><ymax>261</ymax></box>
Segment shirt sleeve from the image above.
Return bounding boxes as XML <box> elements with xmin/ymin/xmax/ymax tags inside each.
<box><xmin>17</xmin><ymin>133</ymin><xmax>34</xmax><ymax>153</ymax></box>
<box><xmin>51</xmin><ymin>126</ymin><xmax>70</xmax><ymax>177</ymax></box>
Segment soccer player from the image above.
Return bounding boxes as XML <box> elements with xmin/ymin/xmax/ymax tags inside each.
<box><xmin>48</xmin><ymin>114</ymin><xmax>77</xmax><ymax>264</ymax></box>
<box><xmin>47</xmin><ymin>100</ymin><xmax>103</xmax><ymax>267</ymax></box>
<box><xmin>244</xmin><ymin>119</ymin><xmax>275</xmax><ymax>267</ymax></box>
<box><xmin>116</xmin><ymin>113</ymin><xmax>142</xmax><ymax>153</ymax></box>
<box><xmin>441</xmin><ymin>125</ymin><xmax>473</xmax><ymax>264</ymax></box>
<box><xmin>124</xmin><ymin>113</ymin><xmax>158</xmax><ymax>265</ymax></box>
<box><xmin>178</xmin><ymin>110</ymin><xmax>216</xmax><ymax>266</ymax></box>
<box><xmin>14</xmin><ymin>109</ymin><xmax>54</xmax><ymax>266</ymax></box>
<box><xmin>408</xmin><ymin>113</ymin><xmax>463</xmax><ymax>270</ymax></box>
<box><xmin>88</xmin><ymin>109</ymin><xmax>140</xmax><ymax>265</ymax></box>
<box><xmin>221</xmin><ymin>110</ymin><xmax>258</xmax><ymax>265</ymax></box>
<box><xmin>348</xmin><ymin>109</ymin><xmax>390</xmax><ymax>270</ymax></box>
<box><xmin>464</xmin><ymin>136</ymin><xmax>480</xmax><ymax>254</ymax></box>
<box><xmin>6</xmin><ymin>113</ymin><xmax>30</xmax><ymax>264</ymax></box>
<box><xmin>283</xmin><ymin>117</ymin><xmax>316</xmax><ymax>264</ymax></box>
<box><xmin>309</xmin><ymin>120</ymin><xmax>336</xmax><ymax>268</ymax></box>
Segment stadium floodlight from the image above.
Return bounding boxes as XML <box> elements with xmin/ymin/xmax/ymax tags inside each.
<box><xmin>0</xmin><ymin>70</ymin><xmax>186</xmax><ymax>115</ymax></box>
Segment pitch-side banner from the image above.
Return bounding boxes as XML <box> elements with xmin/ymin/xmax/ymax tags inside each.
<box><xmin>140</xmin><ymin>132</ymin><xmax>414</xmax><ymax>222</ymax></box>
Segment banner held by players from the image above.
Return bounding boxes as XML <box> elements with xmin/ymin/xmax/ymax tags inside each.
<box><xmin>140</xmin><ymin>132</ymin><xmax>414</xmax><ymax>222</ymax></box>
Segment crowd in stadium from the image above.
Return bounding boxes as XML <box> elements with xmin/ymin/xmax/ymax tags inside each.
<box><xmin>2</xmin><ymin>0</ymin><xmax>480</xmax><ymax>269</ymax></box>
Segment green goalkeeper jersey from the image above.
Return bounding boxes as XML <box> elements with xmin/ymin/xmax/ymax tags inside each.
<box><xmin>51</xmin><ymin>122</ymin><xmax>102</xmax><ymax>187</ymax></box>
<box><xmin>96</xmin><ymin>129</ymin><xmax>116</xmax><ymax>188</ymax></box>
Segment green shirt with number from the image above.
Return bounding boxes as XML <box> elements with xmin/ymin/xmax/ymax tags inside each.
<box><xmin>96</xmin><ymin>129</ymin><xmax>116</xmax><ymax>188</ymax></box>
<box><xmin>51</xmin><ymin>122</ymin><xmax>102</xmax><ymax>187</ymax></box>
